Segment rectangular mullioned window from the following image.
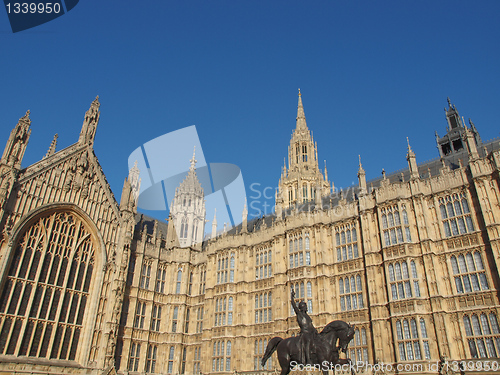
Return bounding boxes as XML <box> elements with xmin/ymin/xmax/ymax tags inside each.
<box><xmin>335</xmin><ymin>223</ymin><xmax>359</xmax><ymax>262</ymax></box>
<box><xmin>167</xmin><ymin>346</ymin><xmax>174</xmax><ymax>373</ymax></box>
<box><xmin>193</xmin><ymin>346</ymin><xmax>202</xmax><ymax>374</ymax></box>
<box><xmin>155</xmin><ymin>266</ymin><xmax>166</xmax><ymax>293</ymax></box>
<box><xmin>451</xmin><ymin>252</ymin><xmax>489</xmax><ymax>293</ymax></box>
<box><xmin>289</xmin><ymin>234</ymin><xmax>311</xmax><ymax>268</ymax></box>
<box><xmin>196</xmin><ymin>307</ymin><xmax>204</xmax><ymax>333</ymax></box>
<box><xmin>396</xmin><ymin>318</ymin><xmax>431</xmax><ymax>361</ymax></box>
<box><xmin>255</xmin><ymin>292</ymin><xmax>272</xmax><ymax>323</ymax></box>
<box><xmin>150</xmin><ymin>304</ymin><xmax>161</xmax><ymax>331</ymax></box>
<box><xmin>381</xmin><ymin>204</ymin><xmax>411</xmax><ymax>246</ymax></box>
<box><xmin>254</xmin><ymin>338</ymin><xmax>273</xmax><ymax>370</ymax></box>
<box><xmin>128</xmin><ymin>342</ymin><xmax>141</xmax><ymax>372</ymax></box>
<box><xmin>215</xmin><ymin>297</ymin><xmax>233</xmax><ymax>326</ymax></box>
<box><xmin>134</xmin><ymin>301</ymin><xmax>146</xmax><ymax>329</ymax></box>
<box><xmin>339</xmin><ymin>274</ymin><xmax>363</xmax><ymax>311</ymax></box>
<box><xmin>290</xmin><ymin>281</ymin><xmax>313</xmax><ymax>314</ymax></box>
<box><xmin>199</xmin><ymin>269</ymin><xmax>206</xmax><ymax>294</ymax></box>
<box><xmin>140</xmin><ymin>262</ymin><xmax>151</xmax><ymax>289</ymax></box>
<box><xmin>217</xmin><ymin>254</ymin><xmax>235</xmax><ymax>284</ymax></box>
<box><xmin>463</xmin><ymin>313</ymin><xmax>500</xmax><ymax>358</ymax></box>
<box><xmin>145</xmin><ymin>345</ymin><xmax>157</xmax><ymax>373</ymax></box>
<box><xmin>172</xmin><ymin>306</ymin><xmax>178</xmax><ymax>332</ymax></box>
<box><xmin>255</xmin><ymin>247</ymin><xmax>272</xmax><ymax>280</ymax></box>
<box><xmin>388</xmin><ymin>260</ymin><xmax>421</xmax><ymax>300</ymax></box>
<box><xmin>176</xmin><ymin>269</ymin><xmax>182</xmax><ymax>294</ymax></box>
<box><xmin>212</xmin><ymin>340</ymin><xmax>231</xmax><ymax>372</ymax></box>
<box><xmin>439</xmin><ymin>193</ymin><xmax>474</xmax><ymax>237</ymax></box>
<box><xmin>349</xmin><ymin>327</ymin><xmax>369</xmax><ymax>363</ymax></box>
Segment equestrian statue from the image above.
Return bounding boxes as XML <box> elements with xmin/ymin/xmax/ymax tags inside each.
<box><xmin>261</xmin><ymin>288</ymin><xmax>355</xmax><ymax>375</ymax></box>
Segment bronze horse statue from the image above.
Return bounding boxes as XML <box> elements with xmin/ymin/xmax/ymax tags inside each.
<box><xmin>261</xmin><ymin>320</ymin><xmax>355</xmax><ymax>375</ymax></box>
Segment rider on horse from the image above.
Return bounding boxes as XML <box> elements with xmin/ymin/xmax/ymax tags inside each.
<box><xmin>291</xmin><ymin>288</ymin><xmax>318</xmax><ymax>364</ymax></box>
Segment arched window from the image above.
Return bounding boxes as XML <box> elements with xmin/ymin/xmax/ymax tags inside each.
<box><xmin>340</xmin><ymin>274</ymin><xmax>363</xmax><ymax>311</ymax></box>
<box><xmin>230</xmin><ymin>255</ymin><xmax>235</xmax><ymax>282</ymax></box>
<box><xmin>180</xmin><ymin>218</ymin><xmax>187</xmax><ymax>239</ymax></box>
<box><xmin>335</xmin><ymin>223</ymin><xmax>359</xmax><ymax>262</ymax></box>
<box><xmin>0</xmin><ymin>211</ymin><xmax>95</xmax><ymax>360</ymax></box>
<box><xmin>226</xmin><ymin>341</ymin><xmax>232</xmax><ymax>371</ymax></box>
<box><xmin>176</xmin><ymin>270</ymin><xmax>182</xmax><ymax>294</ymax></box>
<box><xmin>168</xmin><ymin>346</ymin><xmax>174</xmax><ymax>373</ymax></box>
<box><xmin>396</xmin><ymin>318</ymin><xmax>430</xmax><ymax>361</ymax></box>
<box><xmin>439</xmin><ymin>193</ymin><xmax>474</xmax><ymax>237</ymax></box>
<box><xmin>228</xmin><ymin>297</ymin><xmax>233</xmax><ymax>325</ymax></box>
<box><xmin>451</xmin><ymin>252</ymin><xmax>489</xmax><ymax>294</ymax></box>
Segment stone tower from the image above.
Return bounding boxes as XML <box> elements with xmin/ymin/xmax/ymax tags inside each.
<box><xmin>169</xmin><ymin>148</ymin><xmax>206</xmax><ymax>247</ymax></box>
<box><xmin>436</xmin><ymin>97</ymin><xmax>482</xmax><ymax>158</ymax></box>
<box><xmin>275</xmin><ymin>89</ymin><xmax>331</xmax><ymax>211</ymax></box>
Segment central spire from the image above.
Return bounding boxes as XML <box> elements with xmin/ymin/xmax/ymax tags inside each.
<box><xmin>296</xmin><ymin>88</ymin><xmax>307</xmax><ymax>130</ymax></box>
<box><xmin>275</xmin><ymin>90</ymin><xmax>332</xmax><ymax>212</ymax></box>
<box><xmin>190</xmin><ymin>146</ymin><xmax>197</xmax><ymax>172</ymax></box>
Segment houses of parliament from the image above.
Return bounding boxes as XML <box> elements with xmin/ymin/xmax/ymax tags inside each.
<box><xmin>1</xmin><ymin>92</ymin><xmax>500</xmax><ymax>375</ymax></box>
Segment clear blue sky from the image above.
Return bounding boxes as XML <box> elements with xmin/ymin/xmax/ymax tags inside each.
<box><xmin>1</xmin><ymin>1</ymin><xmax>499</xmax><ymax>222</ymax></box>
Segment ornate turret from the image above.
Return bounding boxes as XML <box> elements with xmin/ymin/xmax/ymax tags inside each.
<box><xmin>128</xmin><ymin>161</ymin><xmax>141</xmax><ymax>204</ymax></box>
<box><xmin>406</xmin><ymin>138</ymin><xmax>419</xmax><ymax>179</ymax></box>
<box><xmin>436</xmin><ymin>98</ymin><xmax>481</xmax><ymax>158</ymax></box>
<box><xmin>169</xmin><ymin>147</ymin><xmax>206</xmax><ymax>247</ymax></box>
<box><xmin>120</xmin><ymin>162</ymin><xmax>141</xmax><ymax>213</ymax></box>
<box><xmin>43</xmin><ymin>134</ymin><xmax>58</xmax><ymax>159</ymax></box>
<box><xmin>212</xmin><ymin>210</ymin><xmax>217</xmax><ymax>239</ymax></box>
<box><xmin>357</xmin><ymin>155</ymin><xmax>367</xmax><ymax>194</ymax></box>
<box><xmin>241</xmin><ymin>199</ymin><xmax>248</xmax><ymax>233</ymax></box>
<box><xmin>1</xmin><ymin>110</ymin><xmax>32</xmax><ymax>169</ymax></box>
<box><xmin>464</xmin><ymin>126</ymin><xmax>479</xmax><ymax>161</ymax></box>
<box><xmin>275</xmin><ymin>90</ymin><xmax>331</xmax><ymax>211</ymax></box>
<box><xmin>78</xmin><ymin>96</ymin><xmax>100</xmax><ymax>146</ymax></box>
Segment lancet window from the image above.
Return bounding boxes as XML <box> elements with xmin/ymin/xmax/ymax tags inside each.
<box><xmin>167</xmin><ymin>346</ymin><xmax>174</xmax><ymax>373</ymax></box>
<box><xmin>155</xmin><ymin>265</ymin><xmax>166</xmax><ymax>293</ymax></box>
<box><xmin>172</xmin><ymin>306</ymin><xmax>178</xmax><ymax>332</ymax></box>
<box><xmin>145</xmin><ymin>344</ymin><xmax>157</xmax><ymax>373</ymax></box>
<box><xmin>128</xmin><ymin>342</ymin><xmax>141</xmax><ymax>372</ymax></box>
<box><xmin>140</xmin><ymin>262</ymin><xmax>151</xmax><ymax>289</ymax></box>
<box><xmin>134</xmin><ymin>301</ymin><xmax>146</xmax><ymax>328</ymax></box>
<box><xmin>193</xmin><ymin>346</ymin><xmax>202</xmax><ymax>374</ymax></box>
<box><xmin>150</xmin><ymin>304</ymin><xmax>161</xmax><ymax>331</ymax></box>
<box><xmin>196</xmin><ymin>307</ymin><xmax>204</xmax><ymax>333</ymax></box>
<box><xmin>176</xmin><ymin>269</ymin><xmax>182</xmax><ymax>294</ymax></box>
<box><xmin>199</xmin><ymin>268</ymin><xmax>206</xmax><ymax>294</ymax></box>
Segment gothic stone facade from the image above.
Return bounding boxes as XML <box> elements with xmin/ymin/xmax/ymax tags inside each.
<box><xmin>0</xmin><ymin>95</ymin><xmax>500</xmax><ymax>375</ymax></box>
